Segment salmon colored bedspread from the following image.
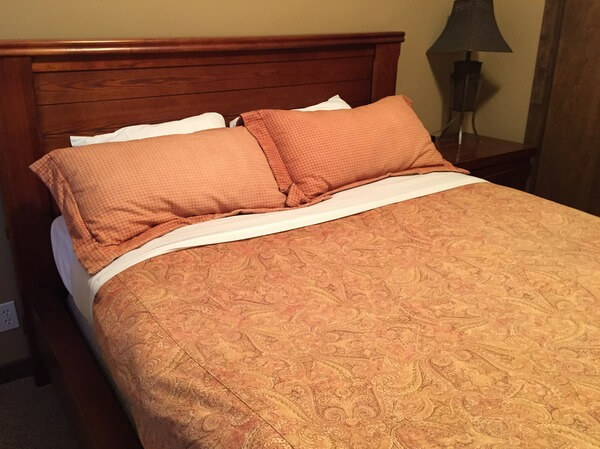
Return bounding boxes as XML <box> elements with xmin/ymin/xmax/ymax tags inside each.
<box><xmin>94</xmin><ymin>183</ymin><xmax>600</xmax><ymax>449</ymax></box>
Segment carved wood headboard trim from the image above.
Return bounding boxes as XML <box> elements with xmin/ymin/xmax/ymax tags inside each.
<box><xmin>0</xmin><ymin>33</ymin><xmax>404</xmax><ymax>55</ymax></box>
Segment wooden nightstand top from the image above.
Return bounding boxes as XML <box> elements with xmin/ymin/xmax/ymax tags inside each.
<box><xmin>436</xmin><ymin>133</ymin><xmax>537</xmax><ymax>171</ymax></box>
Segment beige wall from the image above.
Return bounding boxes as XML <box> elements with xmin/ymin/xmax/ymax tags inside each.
<box><xmin>0</xmin><ymin>0</ymin><xmax>544</xmax><ymax>364</ymax></box>
<box><xmin>478</xmin><ymin>0</ymin><xmax>545</xmax><ymax>142</ymax></box>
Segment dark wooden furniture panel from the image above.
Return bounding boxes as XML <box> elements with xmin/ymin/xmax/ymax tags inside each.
<box><xmin>371</xmin><ymin>43</ymin><xmax>401</xmax><ymax>101</ymax></box>
<box><xmin>527</xmin><ymin>0</ymin><xmax>600</xmax><ymax>215</ymax></box>
<box><xmin>0</xmin><ymin>57</ymin><xmax>57</xmax><ymax>393</ymax></box>
<box><xmin>591</xmin><ymin>156</ymin><xmax>600</xmax><ymax>216</ymax></box>
<box><xmin>38</xmin><ymin>79</ymin><xmax>371</xmax><ymax>135</ymax></box>
<box><xmin>0</xmin><ymin>33</ymin><xmax>404</xmax><ymax>449</ymax></box>
<box><xmin>470</xmin><ymin>161</ymin><xmax>532</xmax><ymax>191</ymax></box>
<box><xmin>30</xmin><ymin>47</ymin><xmax>374</xmax><ymax>72</ymax></box>
<box><xmin>437</xmin><ymin>133</ymin><xmax>537</xmax><ymax>191</ymax></box>
<box><xmin>34</xmin><ymin>56</ymin><xmax>372</xmax><ymax>105</ymax></box>
<box><xmin>523</xmin><ymin>0</ymin><xmax>565</xmax><ymax>148</ymax></box>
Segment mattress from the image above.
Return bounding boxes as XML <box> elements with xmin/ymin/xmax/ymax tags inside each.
<box><xmin>89</xmin><ymin>181</ymin><xmax>600</xmax><ymax>448</ymax></box>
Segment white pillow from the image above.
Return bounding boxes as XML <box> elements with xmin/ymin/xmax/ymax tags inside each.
<box><xmin>229</xmin><ymin>95</ymin><xmax>351</xmax><ymax>128</ymax></box>
<box><xmin>70</xmin><ymin>112</ymin><xmax>226</xmax><ymax>146</ymax></box>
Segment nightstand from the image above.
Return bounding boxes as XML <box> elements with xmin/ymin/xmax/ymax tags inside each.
<box><xmin>436</xmin><ymin>133</ymin><xmax>537</xmax><ymax>191</ymax></box>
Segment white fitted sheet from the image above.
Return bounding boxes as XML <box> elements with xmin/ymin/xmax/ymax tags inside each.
<box><xmin>51</xmin><ymin>172</ymin><xmax>486</xmax><ymax>328</ymax></box>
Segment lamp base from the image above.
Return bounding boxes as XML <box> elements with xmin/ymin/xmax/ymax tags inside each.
<box><xmin>440</xmin><ymin>57</ymin><xmax>483</xmax><ymax>145</ymax></box>
<box><xmin>452</xmin><ymin>60</ymin><xmax>482</xmax><ymax>111</ymax></box>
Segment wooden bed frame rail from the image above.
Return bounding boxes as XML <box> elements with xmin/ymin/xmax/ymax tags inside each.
<box><xmin>0</xmin><ymin>32</ymin><xmax>404</xmax><ymax>448</ymax></box>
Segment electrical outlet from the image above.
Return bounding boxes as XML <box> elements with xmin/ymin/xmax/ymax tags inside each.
<box><xmin>0</xmin><ymin>301</ymin><xmax>19</xmax><ymax>332</ymax></box>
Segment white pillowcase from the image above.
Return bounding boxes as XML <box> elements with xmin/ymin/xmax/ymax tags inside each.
<box><xmin>70</xmin><ymin>112</ymin><xmax>226</xmax><ymax>146</ymax></box>
<box><xmin>229</xmin><ymin>95</ymin><xmax>351</xmax><ymax>128</ymax></box>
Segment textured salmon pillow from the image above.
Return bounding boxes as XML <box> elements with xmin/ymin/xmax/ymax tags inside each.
<box><xmin>30</xmin><ymin>127</ymin><xmax>286</xmax><ymax>274</ymax></box>
<box><xmin>242</xmin><ymin>95</ymin><xmax>464</xmax><ymax>206</ymax></box>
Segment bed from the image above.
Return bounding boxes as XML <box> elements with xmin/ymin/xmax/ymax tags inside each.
<box><xmin>1</xmin><ymin>33</ymin><xmax>600</xmax><ymax>449</ymax></box>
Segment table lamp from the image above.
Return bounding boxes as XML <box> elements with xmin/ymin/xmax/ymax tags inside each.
<box><xmin>428</xmin><ymin>0</ymin><xmax>512</xmax><ymax>145</ymax></box>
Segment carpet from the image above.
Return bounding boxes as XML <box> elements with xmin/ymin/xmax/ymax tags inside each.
<box><xmin>0</xmin><ymin>377</ymin><xmax>77</xmax><ymax>449</ymax></box>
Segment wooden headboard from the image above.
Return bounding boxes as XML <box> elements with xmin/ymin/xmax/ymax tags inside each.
<box><xmin>0</xmin><ymin>32</ymin><xmax>403</xmax><ymax>304</ymax></box>
<box><xmin>0</xmin><ymin>33</ymin><xmax>403</xmax><ymax>448</ymax></box>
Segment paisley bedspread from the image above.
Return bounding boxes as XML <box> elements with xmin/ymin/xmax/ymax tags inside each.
<box><xmin>93</xmin><ymin>183</ymin><xmax>600</xmax><ymax>449</ymax></box>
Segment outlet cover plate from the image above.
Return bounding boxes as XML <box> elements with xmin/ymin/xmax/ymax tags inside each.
<box><xmin>0</xmin><ymin>301</ymin><xmax>19</xmax><ymax>332</ymax></box>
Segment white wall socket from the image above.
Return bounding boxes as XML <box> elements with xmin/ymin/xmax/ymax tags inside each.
<box><xmin>0</xmin><ymin>301</ymin><xmax>20</xmax><ymax>332</ymax></box>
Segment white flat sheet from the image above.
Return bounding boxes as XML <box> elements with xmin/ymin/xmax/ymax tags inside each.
<box><xmin>51</xmin><ymin>172</ymin><xmax>486</xmax><ymax>327</ymax></box>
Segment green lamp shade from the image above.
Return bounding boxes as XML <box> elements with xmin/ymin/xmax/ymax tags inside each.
<box><xmin>428</xmin><ymin>0</ymin><xmax>512</xmax><ymax>54</ymax></box>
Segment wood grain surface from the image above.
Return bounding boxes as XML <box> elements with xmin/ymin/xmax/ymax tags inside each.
<box><xmin>38</xmin><ymin>79</ymin><xmax>371</xmax><ymax>135</ymax></box>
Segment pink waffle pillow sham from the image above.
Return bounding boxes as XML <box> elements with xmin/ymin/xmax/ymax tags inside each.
<box><xmin>242</xmin><ymin>95</ymin><xmax>464</xmax><ymax>206</ymax></box>
<box><xmin>30</xmin><ymin>127</ymin><xmax>286</xmax><ymax>274</ymax></box>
